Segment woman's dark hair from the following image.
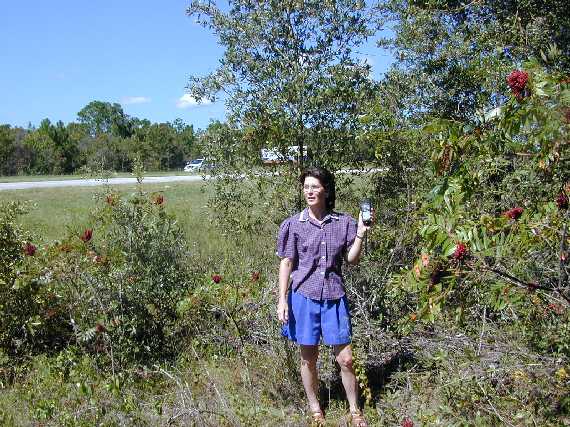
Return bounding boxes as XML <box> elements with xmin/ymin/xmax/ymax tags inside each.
<box><xmin>300</xmin><ymin>166</ymin><xmax>336</xmax><ymax>211</ymax></box>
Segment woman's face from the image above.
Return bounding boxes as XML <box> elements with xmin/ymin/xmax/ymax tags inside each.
<box><xmin>303</xmin><ymin>176</ymin><xmax>327</xmax><ymax>210</ymax></box>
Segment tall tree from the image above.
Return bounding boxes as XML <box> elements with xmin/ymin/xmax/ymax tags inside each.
<box><xmin>171</xmin><ymin>118</ymin><xmax>197</xmax><ymax>159</ymax></box>
<box><xmin>0</xmin><ymin>126</ymin><xmax>16</xmax><ymax>176</ymax></box>
<box><xmin>77</xmin><ymin>101</ymin><xmax>134</xmax><ymax>138</ymax></box>
<box><xmin>186</xmin><ymin>0</ymin><xmax>374</xmax><ymax>172</ymax></box>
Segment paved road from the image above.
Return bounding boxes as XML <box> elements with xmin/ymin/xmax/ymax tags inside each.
<box><xmin>0</xmin><ymin>168</ymin><xmax>385</xmax><ymax>191</ymax></box>
<box><xmin>0</xmin><ymin>175</ymin><xmax>210</xmax><ymax>191</ymax></box>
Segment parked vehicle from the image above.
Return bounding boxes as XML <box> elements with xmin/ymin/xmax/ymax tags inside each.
<box><xmin>184</xmin><ymin>158</ymin><xmax>205</xmax><ymax>172</ymax></box>
<box><xmin>260</xmin><ymin>146</ymin><xmax>301</xmax><ymax>164</ymax></box>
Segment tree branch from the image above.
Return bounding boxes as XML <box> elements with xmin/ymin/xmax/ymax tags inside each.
<box><xmin>559</xmin><ymin>209</ymin><xmax>568</xmax><ymax>291</ymax></box>
<box><xmin>479</xmin><ymin>261</ymin><xmax>570</xmax><ymax>304</ymax></box>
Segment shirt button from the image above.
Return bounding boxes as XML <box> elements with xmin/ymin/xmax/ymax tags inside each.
<box><xmin>321</xmin><ymin>241</ymin><xmax>325</xmax><ymax>245</ymax></box>
<box><xmin>320</xmin><ymin>271</ymin><xmax>325</xmax><ymax>275</ymax></box>
<box><xmin>321</xmin><ymin>256</ymin><xmax>325</xmax><ymax>259</ymax></box>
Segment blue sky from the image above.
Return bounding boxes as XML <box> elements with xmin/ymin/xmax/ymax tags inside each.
<box><xmin>0</xmin><ymin>1</ymin><xmax>393</xmax><ymax>131</ymax></box>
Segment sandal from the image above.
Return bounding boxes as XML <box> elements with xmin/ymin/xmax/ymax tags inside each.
<box><xmin>310</xmin><ymin>410</ymin><xmax>325</xmax><ymax>426</ymax></box>
<box><xmin>349</xmin><ymin>410</ymin><xmax>368</xmax><ymax>427</ymax></box>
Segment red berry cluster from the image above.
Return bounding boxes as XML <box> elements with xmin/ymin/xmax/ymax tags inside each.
<box><xmin>557</xmin><ymin>192</ymin><xmax>569</xmax><ymax>210</ymax></box>
<box><xmin>80</xmin><ymin>228</ymin><xmax>93</xmax><ymax>242</ymax></box>
<box><xmin>402</xmin><ymin>418</ymin><xmax>414</xmax><ymax>427</ymax></box>
<box><xmin>503</xmin><ymin>207</ymin><xmax>523</xmax><ymax>220</ymax></box>
<box><xmin>23</xmin><ymin>242</ymin><xmax>37</xmax><ymax>256</ymax></box>
<box><xmin>452</xmin><ymin>242</ymin><xmax>468</xmax><ymax>261</ymax></box>
<box><xmin>212</xmin><ymin>274</ymin><xmax>222</xmax><ymax>284</ymax></box>
<box><xmin>506</xmin><ymin>70</ymin><xmax>529</xmax><ymax>99</ymax></box>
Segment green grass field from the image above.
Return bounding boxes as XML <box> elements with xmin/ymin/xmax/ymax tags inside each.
<box><xmin>4</xmin><ymin>181</ymin><xmax>216</xmax><ymax>250</ymax></box>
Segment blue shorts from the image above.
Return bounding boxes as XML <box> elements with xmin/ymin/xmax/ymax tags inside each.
<box><xmin>282</xmin><ymin>290</ymin><xmax>352</xmax><ymax>346</ymax></box>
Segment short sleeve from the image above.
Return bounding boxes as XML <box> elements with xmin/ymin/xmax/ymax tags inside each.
<box><xmin>346</xmin><ymin>216</ymin><xmax>358</xmax><ymax>249</ymax></box>
<box><xmin>276</xmin><ymin>218</ymin><xmax>297</xmax><ymax>260</ymax></box>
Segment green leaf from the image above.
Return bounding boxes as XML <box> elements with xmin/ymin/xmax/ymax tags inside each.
<box><xmin>442</xmin><ymin>241</ymin><xmax>456</xmax><ymax>257</ymax></box>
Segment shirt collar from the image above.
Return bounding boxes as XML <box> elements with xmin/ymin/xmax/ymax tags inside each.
<box><xmin>299</xmin><ymin>208</ymin><xmax>339</xmax><ymax>223</ymax></box>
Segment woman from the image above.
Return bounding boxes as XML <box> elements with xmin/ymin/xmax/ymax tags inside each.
<box><xmin>276</xmin><ymin>166</ymin><xmax>372</xmax><ymax>426</ymax></box>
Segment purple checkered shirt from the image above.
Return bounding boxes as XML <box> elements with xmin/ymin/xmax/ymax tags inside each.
<box><xmin>276</xmin><ymin>208</ymin><xmax>357</xmax><ymax>300</ymax></box>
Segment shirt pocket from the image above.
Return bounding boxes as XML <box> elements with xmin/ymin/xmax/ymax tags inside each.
<box><xmin>300</xmin><ymin>234</ymin><xmax>318</xmax><ymax>256</ymax></box>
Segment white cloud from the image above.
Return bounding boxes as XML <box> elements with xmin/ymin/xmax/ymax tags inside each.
<box><xmin>121</xmin><ymin>96</ymin><xmax>151</xmax><ymax>105</ymax></box>
<box><xmin>176</xmin><ymin>94</ymin><xmax>212</xmax><ymax>109</ymax></box>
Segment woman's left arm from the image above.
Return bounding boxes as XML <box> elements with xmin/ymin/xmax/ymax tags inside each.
<box><xmin>346</xmin><ymin>210</ymin><xmax>374</xmax><ymax>265</ymax></box>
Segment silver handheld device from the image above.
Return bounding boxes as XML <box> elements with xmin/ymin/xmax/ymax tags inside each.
<box><xmin>360</xmin><ymin>198</ymin><xmax>372</xmax><ymax>226</ymax></box>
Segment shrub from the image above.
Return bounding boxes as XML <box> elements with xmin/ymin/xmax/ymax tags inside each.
<box><xmin>0</xmin><ymin>179</ymin><xmax>197</xmax><ymax>368</ymax></box>
<box><xmin>53</xmin><ymin>185</ymin><xmax>195</xmax><ymax>367</ymax></box>
<box><xmin>0</xmin><ymin>202</ymin><xmax>65</xmax><ymax>357</ymax></box>
<box><xmin>398</xmin><ymin>61</ymin><xmax>570</xmax><ymax>354</ymax></box>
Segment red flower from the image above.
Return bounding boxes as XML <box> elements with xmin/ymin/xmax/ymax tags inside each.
<box><xmin>556</xmin><ymin>192</ymin><xmax>568</xmax><ymax>210</ymax></box>
<box><xmin>503</xmin><ymin>207</ymin><xmax>523</xmax><ymax>220</ymax></box>
<box><xmin>251</xmin><ymin>271</ymin><xmax>260</xmax><ymax>282</ymax></box>
<box><xmin>506</xmin><ymin>70</ymin><xmax>529</xmax><ymax>99</ymax></box>
<box><xmin>80</xmin><ymin>228</ymin><xmax>93</xmax><ymax>242</ymax></box>
<box><xmin>153</xmin><ymin>194</ymin><xmax>165</xmax><ymax>205</ymax></box>
<box><xmin>402</xmin><ymin>418</ymin><xmax>414</xmax><ymax>427</ymax></box>
<box><xmin>212</xmin><ymin>274</ymin><xmax>222</xmax><ymax>284</ymax></box>
<box><xmin>23</xmin><ymin>242</ymin><xmax>36</xmax><ymax>256</ymax></box>
<box><xmin>452</xmin><ymin>243</ymin><xmax>468</xmax><ymax>260</ymax></box>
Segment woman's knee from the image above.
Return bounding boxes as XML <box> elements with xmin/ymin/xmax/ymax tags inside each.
<box><xmin>335</xmin><ymin>351</ymin><xmax>353</xmax><ymax>370</ymax></box>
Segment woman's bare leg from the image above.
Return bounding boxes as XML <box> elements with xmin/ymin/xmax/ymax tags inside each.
<box><xmin>300</xmin><ymin>344</ymin><xmax>321</xmax><ymax>413</ymax></box>
<box><xmin>334</xmin><ymin>343</ymin><xmax>359</xmax><ymax>412</ymax></box>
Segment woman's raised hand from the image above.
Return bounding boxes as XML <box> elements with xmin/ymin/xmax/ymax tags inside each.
<box><xmin>357</xmin><ymin>208</ymin><xmax>375</xmax><ymax>235</ymax></box>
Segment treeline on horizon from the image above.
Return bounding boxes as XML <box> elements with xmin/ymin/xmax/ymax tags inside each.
<box><xmin>0</xmin><ymin>100</ymin><xmax>201</xmax><ymax>176</ymax></box>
